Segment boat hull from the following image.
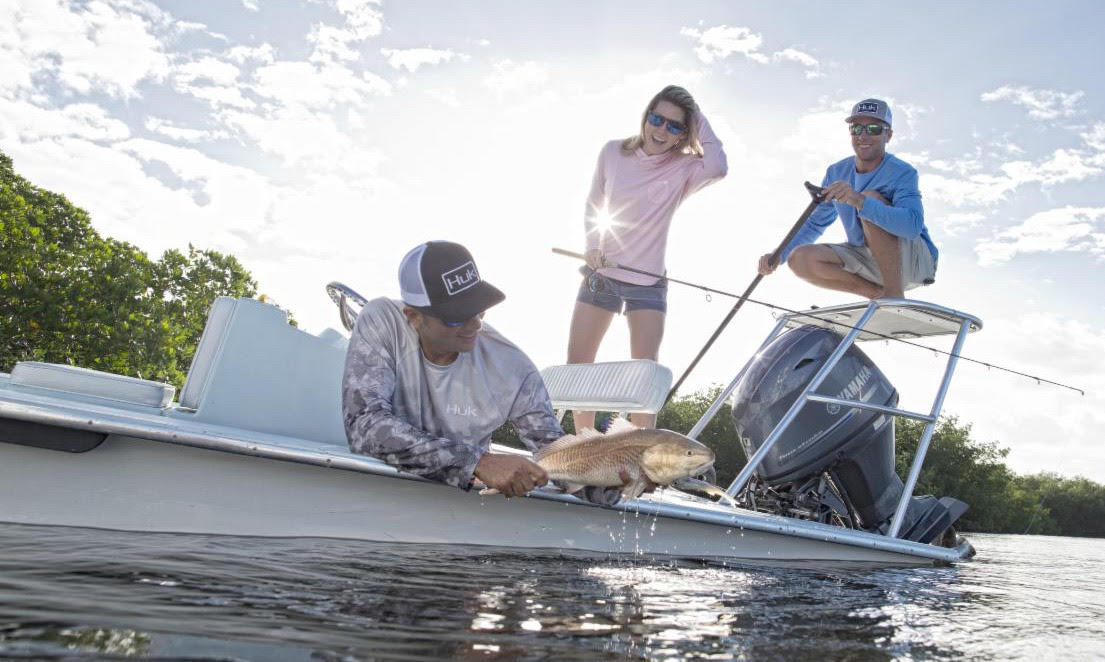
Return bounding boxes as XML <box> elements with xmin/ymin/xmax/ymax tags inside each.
<box><xmin>1</xmin><ymin>434</ymin><xmax>945</xmax><ymax>567</ymax></box>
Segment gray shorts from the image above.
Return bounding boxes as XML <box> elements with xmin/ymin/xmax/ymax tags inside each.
<box><xmin>828</xmin><ymin>237</ymin><xmax>937</xmax><ymax>290</ymax></box>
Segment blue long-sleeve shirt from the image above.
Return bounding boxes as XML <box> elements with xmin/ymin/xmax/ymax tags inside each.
<box><xmin>780</xmin><ymin>153</ymin><xmax>937</xmax><ymax>265</ymax></box>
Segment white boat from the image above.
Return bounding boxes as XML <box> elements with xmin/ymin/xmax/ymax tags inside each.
<box><xmin>0</xmin><ymin>285</ymin><xmax>979</xmax><ymax>567</ymax></box>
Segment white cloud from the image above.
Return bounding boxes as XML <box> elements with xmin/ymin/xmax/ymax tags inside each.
<box><xmin>308</xmin><ymin>24</ymin><xmax>363</xmax><ymax>62</ymax></box>
<box><xmin>219</xmin><ymin>104</ymin><xmax>386</xmax><ymax>182</ymax></box>
<box><xmin>926</xmin><ymin>156</ymin><xmax>984</xmax><ymax>177</ymax></box>
<box><xmin>227</xmin><ymin>43</ymin><xmax>276</xmax><ymax>65</ymax></box>
<box><xmin>1082</xmin><ymin>122</ymin><xmax>1105</xmax><ymax>152</ymax></box>
<box><xmin>975</xmin><ymin>206</ymin><xmax>1105</xmax><ymax>265</ymax></box>
<box><xmin>483</xmin><ymin>59</ymin><xmax>550</xmax><ymax>98</ymax></box>
<box><xmin>381</xmin><ymin>47</ymin><xmax>463</xmax><ymax>72</ymax></box>
<box><xmin>305</xmin><ymin>0</ymin><xmax>383</xmax><ymax>62</ymax></box>
<box><xmin>923</xmin><ymin>172</ymin><xmax>1018</xmax><ymax>208</ymax></box>
<box><xmin>425</xmin><ymin>87</ymin><xmax>461</xmax><ymax>107</ymax></box>
<box><xmin>980</xmin><ymin>85</ymin><xmax>1084</xmax><ymax>120</ymax></box>
<box><xmin>334</xmin><ymin>0</ymin><xmax>383</xmax><ymax>38</ymax></box>
<box><xmin>252</xmin><ymin>60</ymin><xmax>391</xmax><ymax>109</ymax></box>
<box><xmin>145</xmin><ymin>117</ymin><xmax>230</xmax><ymax>143</ymax></box>
<box><xmin>242</xmin><ymin>0</ymin><xmax>260</xmax><ymax>11</ymax></box>
<box><xmin>772</xmin><ymin>47</ymin><xmax>822</xmax><ymax>78</ymax></box>
<box><xmin>940</xmin><ymin>211</ymin><xmax>987</xmax><ymax>236</ymax></box>
<box><xmin>923</xmin><ymin>145</ymin><xmax>1104</xmax><ymax>209</ymax></box>
<box><xmin>174</xmin><ymin>57</ymin><xmax>242</xmax><ymax>87</ymax></box>
<box><xmin>1001</xmin><ymin>148</ymin><xmax>1103</xmax><ymax>186</ymax></box>
<box><xmin>2</xmin><ymin>0</ymin><xmax>172</xmax><ymax>98</ymax></box>
<box><xmin>680</xmin><ymin>25</ymin><xmax>767</xmax><ymax>64</ymax></box>
<box><xmin>0</xmin><ymin>99</ymin><xmax>130</xmax><ymax>142</ymax></box>
<box><xmin>169</xmin><ymin>56</ymin><xmax>256</xmax><ymax>109</ymax></box>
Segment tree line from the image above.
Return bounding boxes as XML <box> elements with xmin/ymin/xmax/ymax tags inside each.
<box><xmin>1</xmin><ymin>151</ymin><xmax>257</xmax><ymax>388</ymax></box>
<box><xmin>3</xmin><ymin>150</ymin><xmax>1102</xmax><ymax>537</ymax></box>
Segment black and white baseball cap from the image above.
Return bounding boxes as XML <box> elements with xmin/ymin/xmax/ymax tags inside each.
<box><xmin>398</xmin><ymin>241</ymin><xmax>505</xmax><ymax>323</ymax></box>
<box><xmin>846</xmin><ymin>98</ymin><xmax>892</xmax><ymax>127</ymax></box>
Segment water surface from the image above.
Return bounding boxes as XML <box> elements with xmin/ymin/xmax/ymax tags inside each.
<box><xmin>1</xmin><ymin>524</ymin><xmax>1102</xmax><ymax>659</ymax></box>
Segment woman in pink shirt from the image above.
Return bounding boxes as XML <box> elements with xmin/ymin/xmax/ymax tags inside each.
<box><xmin>567</xmin><ymin>85</ymin><xmax>728</xmax><ymax>430</ymax></box>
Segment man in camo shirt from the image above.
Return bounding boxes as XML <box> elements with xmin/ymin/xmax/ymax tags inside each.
<box><xmin>342</xmin><ymin>240</ymin><xmax>619</xmax><ymax>503</ymax></box>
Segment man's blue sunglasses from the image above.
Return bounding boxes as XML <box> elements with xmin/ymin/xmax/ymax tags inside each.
<box><xmin>432</xmin><ymin>311</ymin><xmax>483</xmax><ymax>327</ymax></box>
<box><xmin>646</xmin><ymin>111</ymin><xmax>686</xmax><ymax>136</ymax></box>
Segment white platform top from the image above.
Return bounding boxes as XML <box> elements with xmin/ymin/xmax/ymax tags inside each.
<box><xmin>778</xmin><ymin>298</ymin><xmax>983</xmax><ymax>342</ymax></box>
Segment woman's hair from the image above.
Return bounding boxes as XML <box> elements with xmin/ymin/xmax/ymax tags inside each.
<box><xmin>621</xmin><ymin>85</ymin><xmax>703</xmax><ymax>157</ymax></box>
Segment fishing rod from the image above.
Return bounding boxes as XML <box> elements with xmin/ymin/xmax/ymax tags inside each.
<box><xmin>551</xmin><ymin>253</ymin><xmax>1087</xmax><ymax>398</ymax></box>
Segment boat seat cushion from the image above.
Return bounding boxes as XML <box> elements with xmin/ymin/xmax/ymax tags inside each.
<box><xmin>539</xmin><ymin>359</ymin><xmax>672</xmax><ymax>414</ymax></box>
<box><xmin>11</xmin><ymin>362</ymin><xmax>175</xmax><ymax>408</ymax></box>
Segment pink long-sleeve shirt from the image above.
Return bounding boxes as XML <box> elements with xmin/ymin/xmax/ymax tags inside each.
<box><xmin>584</xmin><ymin>112</ymin><xmax>728</xmax><ymax>285</ymax></box>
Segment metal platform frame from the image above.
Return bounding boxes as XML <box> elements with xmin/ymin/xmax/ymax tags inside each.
<box><xmin>687</xmin><ymin>297</ymin><xmax>983</xmax><ymax>538</ymax></box>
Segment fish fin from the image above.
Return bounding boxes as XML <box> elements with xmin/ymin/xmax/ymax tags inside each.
<box><xmin>620</xmin><ymin>480</ymin><xmax>649</xmax><ymax>501</ymax></box>
<box><xmin>536</xmin><ymin>431</ymin><xmax>597</xmax><ymax>461</ymax></box>
<box><xmin>604</xmin><ymin>417</ymin><xmax>640</xmax><ymax>435</ymax></box>
<box><xmin>479</xmin><ymin>487</ymin><xmax>501</xmax><ymax>497</ymax></box>
<box><xmin>559</xmin><ymin>482</ymin><xmax>586</xmax><ymax>495</ymax></box>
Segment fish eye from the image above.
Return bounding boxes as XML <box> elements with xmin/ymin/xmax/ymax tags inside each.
<box><xmin>686</xmin><ymin>450</ymin><xmax>693</xmax><ymax>456</ymax></box>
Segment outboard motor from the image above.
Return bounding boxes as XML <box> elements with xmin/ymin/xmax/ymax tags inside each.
<box><xmin>731</xmin><ymin>325</ymin><xmax>968</xmax><ymax>545</ymax></box>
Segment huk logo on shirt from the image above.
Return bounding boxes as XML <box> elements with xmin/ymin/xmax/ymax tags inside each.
<box><xmin>442</xmin><ymin>261</ymin><xmax>479</xmax><ymax>296</ymax></box>
<box><xmin>446</xmin><ymin>403</ymin><xmax>478</xmax><ymax>417</ymax></box>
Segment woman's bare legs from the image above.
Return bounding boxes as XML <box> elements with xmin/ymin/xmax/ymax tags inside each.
<box><xmin>626</xmin><ymin>308</ymin><xmax>665</xmax><ymax>428</ymax></box>
<box><xmin>567</xmin><ymin>301</ymin><xmax>615</xmax><ymax>431</ymax></box>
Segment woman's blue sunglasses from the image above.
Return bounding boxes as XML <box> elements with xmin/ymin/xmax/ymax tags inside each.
<box><xmin>646</xmin><ymin>111</ymin><xmax>686</xmax><ymax>136</ymax></box>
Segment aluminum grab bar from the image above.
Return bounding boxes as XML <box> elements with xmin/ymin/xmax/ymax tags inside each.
<box><xmin>803</xmin><ymin>394</ymin><xmax>936</xmax><ymax>423</ymax></box>
<box><xmin>887</xmin><ymin>317</ymin><xmax>973</xmax><ymax>537</ymax></box>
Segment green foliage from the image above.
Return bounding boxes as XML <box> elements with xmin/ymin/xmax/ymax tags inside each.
<box><xmin>1</xmin><ymin>151</ymin><xmax>260</xmax><ymax>389</ymax></box>
<box><xmin>895</xmin><ymin>417</ymin><xmax>1041</xmax><ymax>533</ymax></box>
<box><xmin>1014</xmin><ymin>472</ymin><xmax>1105</xmax><ymax>537</ymax></box>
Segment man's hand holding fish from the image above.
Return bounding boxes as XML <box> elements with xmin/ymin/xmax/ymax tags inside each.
<box><xmin>474</xmin><ymin>453</ymin><xmax>549</xmax><ymax>498</ymax></box>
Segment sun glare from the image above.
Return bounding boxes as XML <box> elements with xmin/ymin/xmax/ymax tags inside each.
<box><xmin>594</xmin><ymin>210</ymin><xmax>615</xmax><ymax>234</ymax></box>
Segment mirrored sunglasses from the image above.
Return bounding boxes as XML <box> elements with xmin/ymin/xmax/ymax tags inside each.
<box><xmin>850</xmin><ymin>123</ymin><xmax>889</xmax><ymax>136</ymax></box>
<box><xmin>647</xmin><ymin>111</ymin><xmax>687</xmax><ymax>136</ymax></box>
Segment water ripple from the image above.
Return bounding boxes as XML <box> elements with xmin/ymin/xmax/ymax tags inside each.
<box><xmin>1</xmin><ymin>525</ymin><xmax>1103</xmax><ymax>659</ymax></box>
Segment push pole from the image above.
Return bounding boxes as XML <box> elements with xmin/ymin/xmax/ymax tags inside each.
<box><xmin>664</xmin><ymin>181</ymin><xmax>826</xmax><ymax>404</ymax></box>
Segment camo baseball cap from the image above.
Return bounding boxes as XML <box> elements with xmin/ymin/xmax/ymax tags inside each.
<box><xmin>846</xmin><ymin>98</ymin><xmax>892</xmax><ymax>127</ymax></box>
<box><xmin>398</xmin><ymin>241</ymin><xmax>505</xmax><ymax>324</ymax></box>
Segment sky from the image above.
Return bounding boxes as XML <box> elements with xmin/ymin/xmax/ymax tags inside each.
<box><xmin>2</xmin><ymin>0</ymin><xmax>1104</xmax><ymax>481</ymax></box>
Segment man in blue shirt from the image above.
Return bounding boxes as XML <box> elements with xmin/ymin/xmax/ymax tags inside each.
<box><xmin>758</xmin><ymin>98</ymin><xmax>937</xmax><ymax>299</ymax></box>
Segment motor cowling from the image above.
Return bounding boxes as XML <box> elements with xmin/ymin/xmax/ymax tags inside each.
<box><xmin>731</xmin><ymin>325</ymin><xmax>968</xmax><ymax>544</ymax></box>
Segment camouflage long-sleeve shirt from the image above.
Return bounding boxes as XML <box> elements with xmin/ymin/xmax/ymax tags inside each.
<box><xmin>342</xmin><ymin>298</ymin><xmax>563</xmax><ymax>490</ymax></box>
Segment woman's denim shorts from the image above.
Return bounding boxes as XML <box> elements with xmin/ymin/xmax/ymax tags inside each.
<box><xmin>576</xmin><ymin>267</ymin><xmax>667</xmax><ymax>314</ymax></box>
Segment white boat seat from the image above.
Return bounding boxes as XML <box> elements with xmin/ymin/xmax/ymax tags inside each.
<box><xmin>176</xmin><ymin>296</ymin><xmax>348</xmax><ymax>444</ymax></box>
<box><xmin>539</xmin><ymin>359</ymin><xmax>672</xmax><ymax>420</ymax></box>
<box><xmin>10</xmin><ymin>361</ymin><xmax>175</xmax><ymax>409</ymax></box>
